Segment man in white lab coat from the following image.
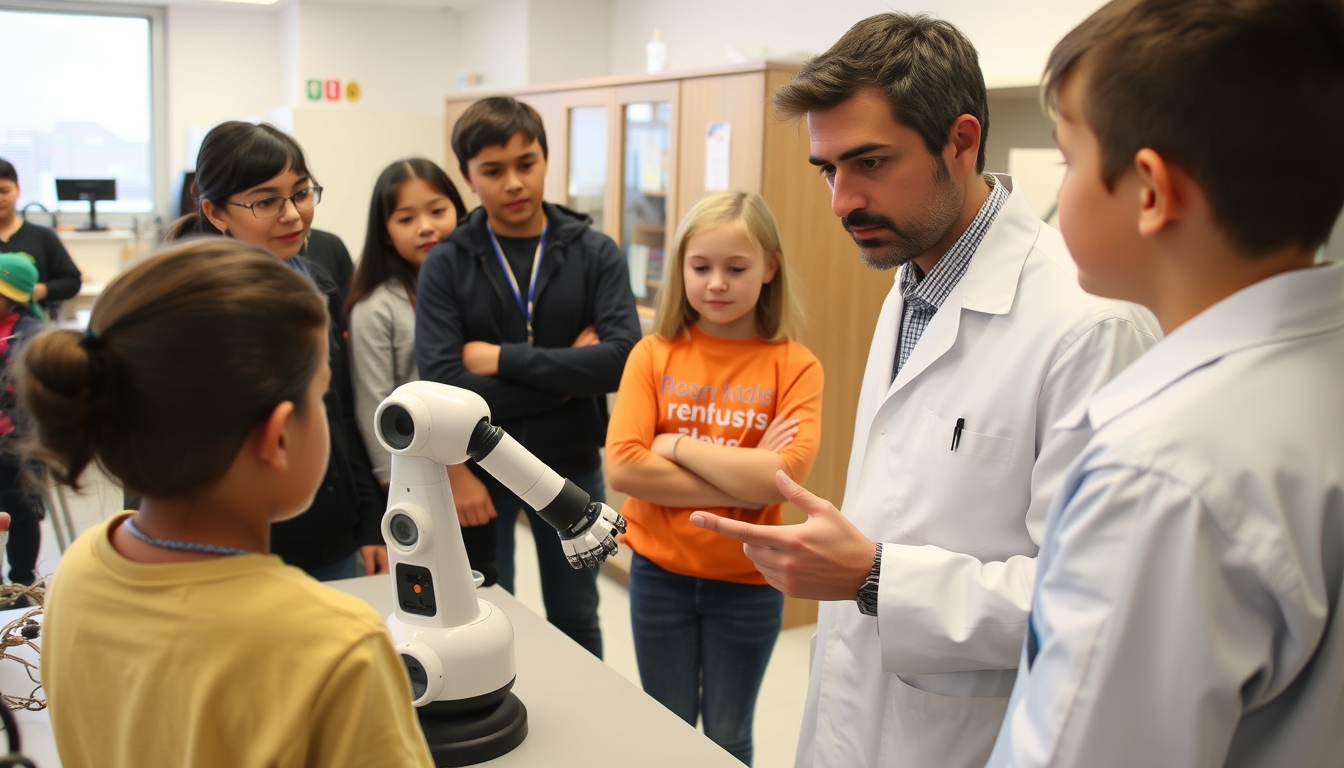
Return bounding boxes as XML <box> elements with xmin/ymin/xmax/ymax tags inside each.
<box><xmin>690</xmin><ymin>13</ymin><xmax>1159</xmax><ymax>768</ymax></box>
<box><xmin>985</xmin><ymin>0</ymin><xmax>1344</xmax><ymax>765</ymax></box>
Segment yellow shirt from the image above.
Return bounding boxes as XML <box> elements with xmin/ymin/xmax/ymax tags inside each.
<box><xmin>43</xmin><ymin>513</ymin><xmax>434</xmax><ymax>768</ymax></box>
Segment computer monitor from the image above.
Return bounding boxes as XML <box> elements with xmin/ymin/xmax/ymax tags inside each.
<box><xmin>55</xmin><ymin>178</ymin><xmax>117</xmax><ymax>231</ymax></box>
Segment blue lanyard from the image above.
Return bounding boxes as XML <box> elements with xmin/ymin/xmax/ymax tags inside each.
<box><xmin>487</xmin><ymin>223</ymin><xmax>547</xmax><ymax>344</ymax></box>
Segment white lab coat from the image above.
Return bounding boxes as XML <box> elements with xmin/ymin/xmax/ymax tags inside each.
<box><xmin>987</xmin><ymin>262</ymin><xmax>1344</xmax><ymax>767</ymax></box>
<box><xmin>796</xmin><ymin>176</ymin><xmax>1160</xmax><ymax>768</ymax></box>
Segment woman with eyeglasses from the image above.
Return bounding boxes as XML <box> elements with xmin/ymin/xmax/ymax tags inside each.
<box><xmin>165</xmin><ymin>121</ymin><xmax>388</xmax><ymax>582</ymax></box>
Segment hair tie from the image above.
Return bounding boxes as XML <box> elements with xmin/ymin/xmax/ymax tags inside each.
<box><xmin>79</xmin><ymin>327</ymin><xmax>107</xmax><ymax>396</ymax></box>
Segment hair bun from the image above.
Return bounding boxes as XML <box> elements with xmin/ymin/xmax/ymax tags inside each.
<box><xmin>16</xmin><ymin>329</ymin><xmax>101</xmax><ymax>487</ymax></box>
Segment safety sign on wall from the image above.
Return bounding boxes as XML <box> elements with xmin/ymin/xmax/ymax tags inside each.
<box><xmin>306</xmin><ymin>79</ymin><xmax>362</xmax><ymax>103</ymax></box>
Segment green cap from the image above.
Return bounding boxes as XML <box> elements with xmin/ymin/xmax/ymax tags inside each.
<box><xmin>0</xmin><ymin>252</ymin><xmax>45</xmax><ymax>320</ymax></box>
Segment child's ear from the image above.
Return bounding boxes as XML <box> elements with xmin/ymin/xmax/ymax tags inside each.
<box><xmin>460</xmin><ymin>166</ymin><xmax>479</xmax><ymax>195</ymax></box>
<box><xmin>762</xmin><ymin>253</ymin><xmax>780</xmax><ymax>284</ymax></box>
<box><xmin>1133</xmin><ymin>148</ymin><xmax>1187</xmax><ymax>238</ymax></box>
<box><xmin>254</xmin><ymin>401</ymin><xmax>297</xmax><ymax>471</ymax></box>
<box><xmin>199</xmin><ymin>199</ymin><xmax>231</xmax><ymax>235</ymax></box>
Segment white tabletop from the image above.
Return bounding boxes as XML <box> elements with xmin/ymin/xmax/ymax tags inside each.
<box><xmin>0</xmin><ymin>577</ymin><xmax>740</xmax><ymax>768</ymax></box>
<box><xmin>329</xmin><ymin>575</ymin><xmax>741</xmax><ymax>767</ymax></box>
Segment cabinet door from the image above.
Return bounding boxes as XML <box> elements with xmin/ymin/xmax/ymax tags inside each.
<box><xmin>614</xmin><ymin>82</ymin><xmax>679</xmax><ymax>312</ymax></box>
<box><xmin>558</xmin><ymin>88</ymin><xmax>621</xmax><ymax>240</ymax></box>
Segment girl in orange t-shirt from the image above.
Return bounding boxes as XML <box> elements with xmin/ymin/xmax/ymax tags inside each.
<box><xmin>606</xmin><ymin>191</ymin><xmax>823</xmax><ymax>765</ymax></box>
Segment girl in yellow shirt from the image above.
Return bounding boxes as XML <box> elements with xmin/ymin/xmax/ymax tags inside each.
<box><xmin>23</xmin><ymin>240</ymin><xmax>433</xmax><ymax>768</ymax></box>
<box><xmin>607</xmin><ymin>191</ymin><xmax>823</xmax><ymax>765</ymax></box>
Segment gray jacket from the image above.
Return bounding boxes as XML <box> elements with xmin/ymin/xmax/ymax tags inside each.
<box><xmin>349</xmin><ymin>281</ymin><xmax>416</xmax><ymax>485</ymax></box>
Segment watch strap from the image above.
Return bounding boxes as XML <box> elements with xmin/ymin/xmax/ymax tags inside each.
<box><xmin>856</xmin><ymin>542</ymin><xmax>882</xmax><ymax>616</ymax></box>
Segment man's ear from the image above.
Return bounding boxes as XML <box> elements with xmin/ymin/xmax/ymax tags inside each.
<box><xmin>944</xmin><ymin>114</ymin><xmax>984</xmax><ymax>179</ymax></box>
<box><xmin>1133</xmin><ymin>148</ymin><xmax>1188</xmax><ymax>238</ymax></box>
<box><xmin>254</xmin><ymin>401</ymin><xmax>296</xmax><ymax>472</ymax></box>
<box><xmin>200</xmin><ymin>199</ymin><xmax>231</xmax><ymax>235</ymax></box>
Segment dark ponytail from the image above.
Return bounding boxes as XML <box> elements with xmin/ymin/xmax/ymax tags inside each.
<box><xmin>17</xmin><ymin>239</ymin><xmax>329</xmax><ymax>497</ymax></box>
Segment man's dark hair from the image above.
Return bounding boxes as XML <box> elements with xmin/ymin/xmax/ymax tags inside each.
<box><xmin>774</xmin><ymin>13</ymin><xmax>990</xmax><ymax>173</ymax></box>
<box><xmin>1044</xmin><ymin>0</ymin><xmax>1344</xmax><ymax>255</ymax></box>
<box><xmin>0</xmin><ymin>158</ymin><xmax>16</xmax><ymax>184</ymax></box>
<box><xmin>451</xmin><ymin>97</ymin><xmax>549</xmax><ymax>178</ymax></box>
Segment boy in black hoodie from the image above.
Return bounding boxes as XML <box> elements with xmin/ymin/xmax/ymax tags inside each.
<box><xmin>416</xmin><ymin>97</ymin><xmax>640</xmax><ymax>657</ymax></box>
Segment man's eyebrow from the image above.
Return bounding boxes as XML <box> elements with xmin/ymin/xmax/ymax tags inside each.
<box><xmin>808</xmin><ymin>143</ymin><xmax>890</xmax><ymax>166</ymax></box>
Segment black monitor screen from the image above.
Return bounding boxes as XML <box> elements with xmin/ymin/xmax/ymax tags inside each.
<box><xmin>55</xmin><ymin>179</ymin><xmax>117</xmax><ymax>202</ymax></box>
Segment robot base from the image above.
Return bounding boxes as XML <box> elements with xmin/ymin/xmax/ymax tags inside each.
<box><xmin>417</xmin><ymin>679</ymin><xmax>528</xmax><ymax>766</ymax></box>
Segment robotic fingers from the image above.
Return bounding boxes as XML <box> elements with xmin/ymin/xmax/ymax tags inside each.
<box><xmin>558</xmin><ymin>502</ymin><xmax>624</xmax><ymax>569</ymax></box>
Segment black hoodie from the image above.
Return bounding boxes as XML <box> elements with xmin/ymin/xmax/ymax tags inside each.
<box><xmin>415</xmin><ymin>203</ymin><xmax>640</xmax><ymax>471</ymax></box>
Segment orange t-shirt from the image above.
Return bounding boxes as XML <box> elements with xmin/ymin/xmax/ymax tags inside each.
<box><xmin>607</xmin><ymin>325</ymin><xmax>823</xmax><ymax>584</ymax></box>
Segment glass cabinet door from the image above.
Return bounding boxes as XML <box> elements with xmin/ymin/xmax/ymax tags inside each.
<box><xmin>621</xmin><ymin>101</ymin><xmax>672</xmax><ymax>305</ymax></box>
<box><xmin>567</xmin><ymin>105</ymin><xmax>609</xmax><ymax>231</ymax></box>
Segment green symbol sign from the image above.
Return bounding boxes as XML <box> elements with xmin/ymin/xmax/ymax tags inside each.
<box><xmin>306</xmin><ymin>79</ymin><xmax>322</xmax><ymax>101</ymax></box>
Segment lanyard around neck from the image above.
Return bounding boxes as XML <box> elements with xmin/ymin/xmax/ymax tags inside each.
<box><xmin>487</xmin><ymin>223</ymin><xmax>547</xmax><ymax>344</ymax></box>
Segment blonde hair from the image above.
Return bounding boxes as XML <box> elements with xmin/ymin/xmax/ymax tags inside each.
<box><xmin>653</xmin><ymin>191</ymin><xmax>802</xmax><ymax>342</ymax></box>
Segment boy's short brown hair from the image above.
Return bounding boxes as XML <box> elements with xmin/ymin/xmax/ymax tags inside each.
<box><xmin>1044</xmin><ymin>0</ymin><xmax>1344</xmax><ymax>255</ymax></box>
<box><xmin>451</xmin><ymin>97</ymin><xmax>549</xmax><ymax>178</ymax></box>
<box><xmin>773</xmin><ymin>13</ymin><xmax>990</xmax><ymax>173</ymax></box>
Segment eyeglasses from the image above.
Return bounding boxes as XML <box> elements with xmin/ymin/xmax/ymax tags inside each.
<box><xmin>225</xmin><ymin>186</ymin><xmax>323</xmax><ymax>219</ymax></box>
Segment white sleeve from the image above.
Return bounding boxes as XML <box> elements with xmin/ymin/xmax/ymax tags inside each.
<box><xmin>349</xmin><ymin>294</ymin><xmax>397</xmax><ymax>486</ymax></box>
<box><xmin>877</xmin><ymin>316</ymin><xmax>1159</xmax><ymax>674</ymax></box>
<box><xmin>987</xmin><ymin>466</ymin><xmax>1275</xmax><ymax>767</ymax></box>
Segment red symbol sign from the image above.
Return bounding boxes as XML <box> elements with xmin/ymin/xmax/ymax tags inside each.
<box><xmin>325</xmin><ymin>79</ymin><xmax>341</xmax><ymax>102</ymax></box>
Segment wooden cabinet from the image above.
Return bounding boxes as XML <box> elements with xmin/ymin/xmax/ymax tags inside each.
<box><xmin>445</xmin><ymin>63</ymin><xmax>890</xmax><ymax>627</ymax></box>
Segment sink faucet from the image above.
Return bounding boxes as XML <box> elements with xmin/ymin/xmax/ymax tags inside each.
<box><xmin>20</xmin><ymin>202</ymin><xmax>57</xmax><ymax>228</ymax></box>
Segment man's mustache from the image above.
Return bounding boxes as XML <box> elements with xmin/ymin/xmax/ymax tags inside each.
<box><xmin>842</xmin><ymin>211</ymin><xmax>897</xmax><ymax>233</ymax></box>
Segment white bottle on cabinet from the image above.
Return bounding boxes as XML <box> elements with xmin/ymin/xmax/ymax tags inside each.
<box><xmin>646</xmin><ymin>29</ymin><xmax>667</xmax><ymax>73</ymax></box>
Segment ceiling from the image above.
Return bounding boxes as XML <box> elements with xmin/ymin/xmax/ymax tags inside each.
<box><xmin>72</xmin><ymin>0</ymin><xmax>493</xmax><ymax>11</ymax></box>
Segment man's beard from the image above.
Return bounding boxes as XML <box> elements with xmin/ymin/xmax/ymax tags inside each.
<box><xmin>842</xmin><ymin>160</ymin><xmax>964</xmax><ymax>271</ymax></box>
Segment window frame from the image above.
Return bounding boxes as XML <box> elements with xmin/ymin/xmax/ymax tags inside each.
<box><xmin>1</xmin><ymin>0</ymin><xmax>169</xmax><ymax>220</ymax></box>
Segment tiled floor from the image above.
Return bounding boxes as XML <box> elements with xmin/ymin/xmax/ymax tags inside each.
<box><xmin>29</xmin><ymin>468</ymin><xmax>815</xmax><ymax>768</ymax></box>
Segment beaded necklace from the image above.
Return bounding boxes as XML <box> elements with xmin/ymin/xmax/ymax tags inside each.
<box><xmin>122</xmin><ymin>517</ymin><xmax>250</xmax><ymax>557</ymax></box>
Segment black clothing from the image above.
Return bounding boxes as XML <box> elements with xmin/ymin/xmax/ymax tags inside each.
<box><xmin>0</xmin><ymin>309</ymin><xmax>44</xmax><ymax>586</ymax></box>
<box><xmin>269</xmin><ymin>257</ymin><xmax>385</xmax><ymax>570</ymax></box>
<box><xmin>0</xmin><ymin>221</ymin><xmax>82</xmax><ymax>315</ymax></box>
<box><xmin>494</xmin><ymin>233</ymin><xmax>542</xmax><ymax>291</ymax></box>
<box><xmin>416</xmin><ymin>203</ymin><xmax>640</xmax><ymax>474</ymax></box>
<box><xmin>300</xmin><ymin>229</ymin><xmax>354</xmax><ymax>332</ymax></box>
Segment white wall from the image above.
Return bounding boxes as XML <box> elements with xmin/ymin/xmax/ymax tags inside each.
<box><xmin>290</xmin><ymin>3</ymin><xmax>459</xmax><ymax>111</ymax></box>
<box><xmin>457</xmin><ymin>0</ymin><xmax>530</xmax><ymax>92</ymax></box>
<box><xmin>528</xmin><ymin>0</ymin><xmax>612</xmax><ymax>85</ymax></box>
<box><xmin>608</xmin><ymin>0</ymin><xmax>1107</xmax><ymax>88</ymax></box>
<box><xmin>166</xmin><ymin>5</ymin><xmax>285</xmax><ymax>184</ymax></box>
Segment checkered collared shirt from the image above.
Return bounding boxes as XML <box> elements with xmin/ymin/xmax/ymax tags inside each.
<box><xmin>893</xmin><ymin>176</ymin><xmax>1009</xmax><ymax>378</ymax></box>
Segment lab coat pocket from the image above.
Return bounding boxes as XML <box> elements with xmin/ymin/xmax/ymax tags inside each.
<box><xmin>895</xmin><ymin>410</ymin><xmax>1015</xmax><ymax>552</ymax></box>
<box><xmin>878</xmin><ymin>673</ymin><xmax>1009</xmax><ymax>768</ymax></box>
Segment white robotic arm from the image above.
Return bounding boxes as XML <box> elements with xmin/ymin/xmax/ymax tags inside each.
<box><xmin>376</xmin><ymin>381</ymin><xmax>626</xmax><ymax>569</ymax></box>
<box><xmin>371</xmin><ymin>382</ymin><xmax>624</xmax><ymax>765</ymax></box>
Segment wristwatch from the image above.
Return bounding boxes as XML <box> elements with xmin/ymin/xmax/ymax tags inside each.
<box><xmin>856</xmin><ymin>542</ymin><xmax>882</xmax><ymax>617</ymax></box>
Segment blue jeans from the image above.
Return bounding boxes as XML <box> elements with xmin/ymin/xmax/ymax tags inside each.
<box><xmin>478</xmin><ymin>466</ymin><xmax>604</xmax><ymax>659</ymax></box>
<box><xmin>628</xmin><ymin>552</ymin><xmax>784</xmax><ymax>766</ymax></box>
<box><xmin>304</xmin><ymin>553</ymin><xmax>358</xmax><ymax>582</ymax></box>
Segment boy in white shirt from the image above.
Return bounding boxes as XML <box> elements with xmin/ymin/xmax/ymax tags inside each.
<box><xmin>987</xmin><ymin>0</ymin><xmax>1344</xmax><ymax>766</ymax></box>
